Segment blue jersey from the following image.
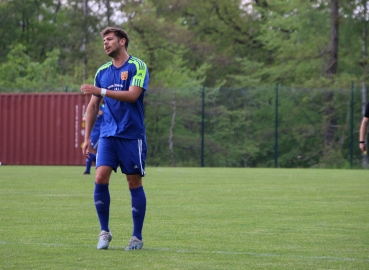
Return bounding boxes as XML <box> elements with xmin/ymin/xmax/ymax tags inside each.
<box><xmin>94</xmin><ymin>56</ymin><xmax>149</xmax><ymax>140</ymax></box>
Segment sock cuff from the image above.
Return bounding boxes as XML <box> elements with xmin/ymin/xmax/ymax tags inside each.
<box><xmin>95</xmin><ymin>183</ymin><xmax>109</xmax><ymax>193</ymax></box>
<box><xmin>130</xmin><ymin>186</ymin><xmax>144</xmax><ymax>195</ymax></box>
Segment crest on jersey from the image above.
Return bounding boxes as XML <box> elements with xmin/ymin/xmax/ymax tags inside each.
<box><xmin>121</xmin><ymin>71</ymin><xmax>128</xmax><ymax>80</ymax></box>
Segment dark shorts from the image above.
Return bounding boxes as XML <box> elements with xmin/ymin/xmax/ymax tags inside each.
<box><xmin>96</xmin><ymin>137</ymin><xmax>147</xmax><ymax>176</ymax></box>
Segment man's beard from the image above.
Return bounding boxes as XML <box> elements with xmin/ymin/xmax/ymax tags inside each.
<box><xmin>107</xmin><ymin>47</ymin><xmax>120</xmax><ymax>58</ymax></box>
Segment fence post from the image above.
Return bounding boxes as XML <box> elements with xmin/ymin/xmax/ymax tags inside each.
<box><xmin>274</xmin><ymin>83</ymin><xmax>279</xmax><ymax>168</ymax></box>
<box><xmin>201</xmin><ymin>86</ymin><xmax>205</xmax><ymax>167</ymax></box>
<box><xmin>350</xmin><ymin>81</ymin><xmax>354</xmax><ymax>169</ymax></box>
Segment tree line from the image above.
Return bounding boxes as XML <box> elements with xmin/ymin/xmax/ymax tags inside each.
<box><xmin>1</xmin><ymin>0</ymin><xmax>367</xmax><ymax>89</ymax></box>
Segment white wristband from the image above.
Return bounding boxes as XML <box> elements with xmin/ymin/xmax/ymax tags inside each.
<box><xmin>101</xmin><ymin>88</ymin><xmax>107</xmax><ymax>97</ymax></box>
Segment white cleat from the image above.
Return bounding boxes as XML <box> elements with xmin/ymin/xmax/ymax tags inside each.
<box><xmin>125</xmin><ymin>236</ymin><xmax>144</xmax><ymax>250</ymax></box>
<box><xmin>97</xmin><ymin>230</ymin><xmax>112</xmax><ymax>250</ymax></box>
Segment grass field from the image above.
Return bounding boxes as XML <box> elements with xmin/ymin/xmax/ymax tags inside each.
<box><xmin>1</xmin><ymin>166</ymin><xmax>368</xmax><ymax>269</ymax></box>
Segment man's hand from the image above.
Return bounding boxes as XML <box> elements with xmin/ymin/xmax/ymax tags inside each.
<box><xmin>359</xmin><ymin>142</ymin><xmax>366</xmax><ymax>154</ymax></box>
<box><xmin>81</xmin><ymin>84</ymin><xmax>100</xmax><ymax>95</ymax></box>
<box><xmin>82</xmin><ymin>140</ymin><xmax>91</xmax><ymax>158</ymax></box>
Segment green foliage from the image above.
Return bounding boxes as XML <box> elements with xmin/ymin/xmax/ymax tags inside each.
<box><xmin>227</xmin><ymin>58</ymin><xmax>267</xmax><ymax>87</ymax></box>
<box><xmin>0</xmin><ymin>0</ymin><xmax>59</xmax><ymax>63</ymax></box>
<box><xmin>0</xmin><ymin>44</ymin><xmax>79</xmax><ymax>92</ymax></box>
<box><xmin>0</xmin><ymin>0</ymin><xmax>366</xmax><ymax>88</ymax></box>
<box><xmin>150</xmin><ymin>48</ymin><xmax>209</xmax><ymax>88</ymax></box>
<box><xmin>254</xmin><ymin>1</ymin><xmax>331</xmax><ymax>86</ymax></box>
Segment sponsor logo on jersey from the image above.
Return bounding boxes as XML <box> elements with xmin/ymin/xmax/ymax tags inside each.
<box><xmin>121</xmin><ymin>71</ymin><xmax>128</xmax><ymax>80</ymax></box>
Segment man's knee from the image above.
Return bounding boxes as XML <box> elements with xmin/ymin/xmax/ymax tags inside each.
<box><xmin>126</xmin><ymin>174</ymin><xmax>142</xmax><ymax>189</ymax></box>
<box><xmin>95</xmin><ymin>166</ymin><xmax>111</xmax><ymax>184</ymax></box>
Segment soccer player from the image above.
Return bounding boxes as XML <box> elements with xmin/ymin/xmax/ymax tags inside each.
<box><xmin>359</xmin><ymin>102</ymin><xmax>369</xmax><ymax>153</ymax></box>
<box><xmin>80</xmin><ymin>27</ymin><xmax>149</xmax><ymax>250</ymax></box>
<box><xmin>83</xmin><ymin>102</ymin><xmax>104</xmax><ymax>175</ymax></box>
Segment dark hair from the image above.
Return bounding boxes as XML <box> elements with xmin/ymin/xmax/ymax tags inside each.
<box><xmin>100</xmin><ymin>27</ymin><xmax>129</xmax><ymax>50</ymax></box>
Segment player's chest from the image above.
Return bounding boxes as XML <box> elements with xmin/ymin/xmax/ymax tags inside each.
<box><xmin>101</xmin><ymin>69</ymin><xmax>131</xmax><ymax>91</ymax></box>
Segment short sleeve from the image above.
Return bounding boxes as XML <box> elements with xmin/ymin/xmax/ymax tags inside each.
<box><xmin>365</xmin><ymin>102</ymin><xmax>369</xmax><ymax>118</ymax></box>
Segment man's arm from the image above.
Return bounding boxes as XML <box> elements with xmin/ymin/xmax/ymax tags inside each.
<box><xmin>82</xmin><ymin>95</ymin><xmax>102</xmax><ymax>156</ymax></box>
<box><xmin>359</xmin><ymin>117</ymin><xmax>369</xmax><ymax>152</ymax></box>
<box><xmin>80</xmin><ymin>84</ymin><xmax>143</xmax><ymax>103</ymax></box>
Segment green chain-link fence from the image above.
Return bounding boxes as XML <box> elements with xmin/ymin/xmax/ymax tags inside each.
<box><xmin>145</xmin><ymin>85</ymin><xmax>365</xmax><ymax>168</ymax></box>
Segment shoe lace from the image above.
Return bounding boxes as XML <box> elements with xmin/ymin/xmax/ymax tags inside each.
<box><xmin>99</xmin><ymin>231</ymin><xmax>110</xmax><ymax>241</ymax></box>
<box><xmin>129</xmin><ymin>236</ymin><xmax>139</xmax><ymax>245</ymax></box>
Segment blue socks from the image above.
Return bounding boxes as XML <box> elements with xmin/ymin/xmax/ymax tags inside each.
<box><xmin>85</xmin><ymin>153</ymin><xmax>96</xmax><ymax>173</ymax></box>
<box><xmin>93</xmin><ymin>184</ymin><xmax>146</xmax><ymax>239</ymax></box>
<box><xmin>130</xmin><ymin>186</ymin><xmax>146</xmax><ymax>240</ymax></box>
<box><xmin>94</xmin><ymin>183</ymin><xmax>110</xmax><ymax>232</ymax></box>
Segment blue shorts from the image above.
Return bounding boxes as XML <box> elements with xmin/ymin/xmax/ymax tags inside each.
<box><xmin>96</xmin><ymin>137</ymin><xmax>147</xmax><ymax>176</ymax></box>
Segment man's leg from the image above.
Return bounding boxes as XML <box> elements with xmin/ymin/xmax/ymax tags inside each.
<box><xmin>126</xmin><ymin>174</ymin><xmax>146</xmax><ymax>250</ymax></box>
<box><xmin>84</xmin><ymin>153</ymin><xmax>96</xmax><ymax>174</ymax></box>
<box><xmin>95</xmin><ymin>166</ymin><xmax>113</xmax><ymax>249</ymax></box>
<box><xmin>83</xmin><ymin>145</ymin><xmax>97</xmax><ymax>175</ymax></box>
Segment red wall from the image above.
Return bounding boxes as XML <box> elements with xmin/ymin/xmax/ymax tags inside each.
<box><xmin>0</xmin><ymin>93</ymin><xmax>91</xmax><ymax>165</ymax></box>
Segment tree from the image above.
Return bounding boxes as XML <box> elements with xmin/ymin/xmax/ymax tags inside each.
<box><xmin>326</xmin><ymin>0</ymin><xmax>339</xmax><ymax>77</ymax></box>
<box><xmin>0</xmin><ymin>44</ymin><xmax>77</xmax><ymax>92</ymax></box>
<box><xmin>0</xmin><ymin>0</ymin><xmax>61</xmax><ymax>63</ymax></box>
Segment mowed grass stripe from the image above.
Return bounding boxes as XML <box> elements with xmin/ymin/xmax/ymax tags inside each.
<box><xmin>1</xmin><ymin>241</ymin><xmax>368</xmax><ymax>263</ymax></box>
<box><xmin>0</xmin><ymin>166</ymin><xmax>368</xmax><ymax>269</ymax></box>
